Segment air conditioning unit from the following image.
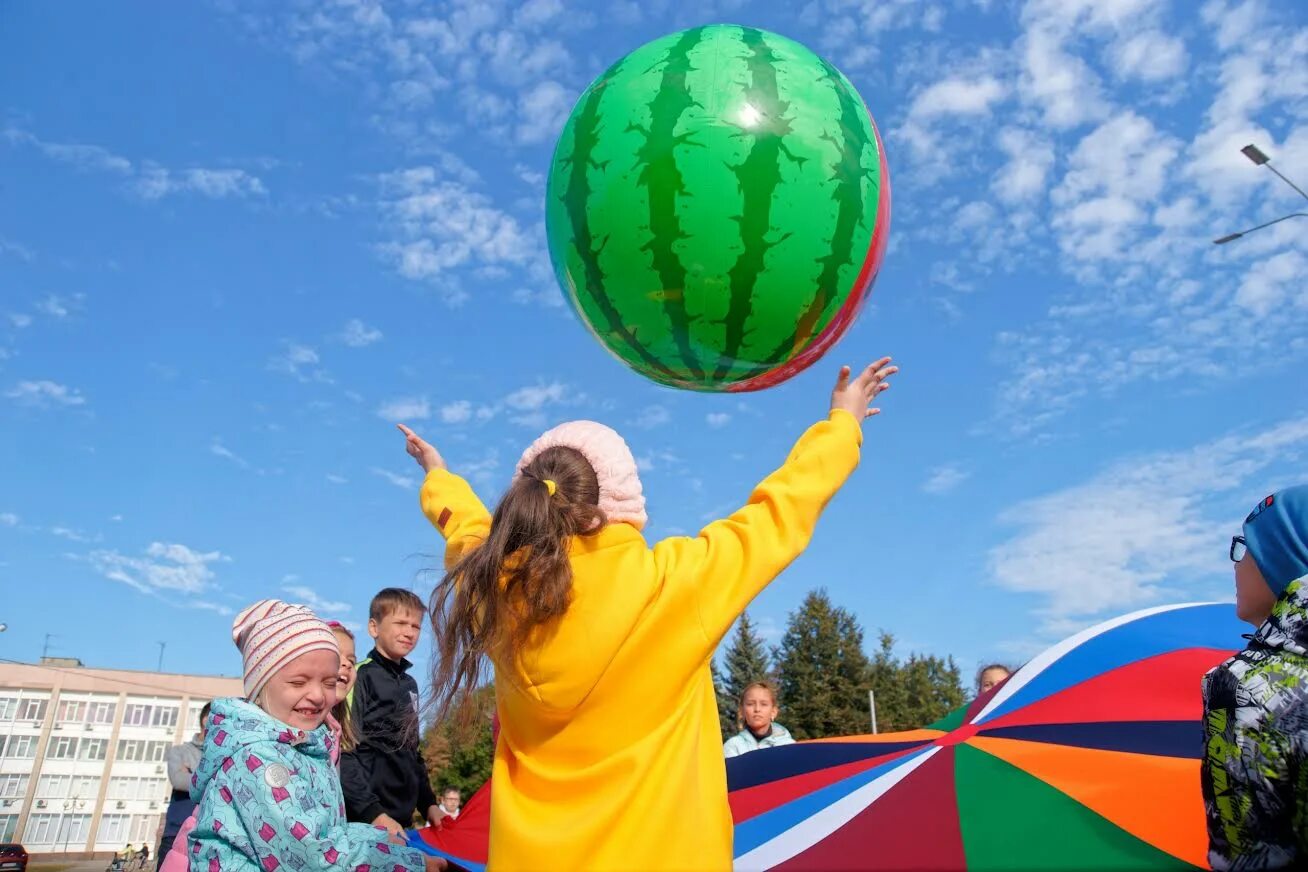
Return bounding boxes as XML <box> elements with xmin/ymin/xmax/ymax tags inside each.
<box><xmin>35</xmin><ymin>799</ymin><xmax>47</xmax><ymax>808</ymax></box>
<box><xmin>149</xmin><ymin>801</ymin><xmax>158</xmax><ymax>810</ymax></box>
<box><xmin>154</xmin><ymin>765</ymin><xmax>163</xmax><ymax>774</ymax></box>
<box><xmin>84</xmin><ymin>723</ymin><xmax>94</xmax><ymax>731</ymax></box>
<box><xmin>1</xmin><ymin>799</ymin><xmax>13</xmax><ymax>808</ymax></box>
<box><xmin>116</xmin><ymin>801</ymin><xmax>126</xmax><ymax>809</ymax></box>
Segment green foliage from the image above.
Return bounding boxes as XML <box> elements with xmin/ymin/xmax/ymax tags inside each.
<box><xmin>714</xmin><ymin>612</ymin><xmax>774</xmax><ymax>739</ymax></box>
<box><xmin>774</xmin><ymin>589</ymin><xmax>873</xmax><ymax>740</ymax></box>
<box><xmin>867</xmin><ymin>632</ymin><xmax>967</xmax><ymax>733</ymax></box>
<box><xmin>421</xmin><ymin>685</ymin><xmax>495</xmax><ymax>800</ymax></box>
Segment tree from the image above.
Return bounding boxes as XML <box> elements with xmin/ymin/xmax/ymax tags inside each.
<box><xmin>866</xmin><ymin>632</ymin><xmax>966</xmax><ymax>733</ymax></box>
<box><xmin>774</xmin><ymin>589</ymin><xmax>872</xmax><ymax>739</ymax></box>
<box><xmin>420</xmin><ymin>684</ymin><xmax>495</xmax><ymax>800</ymax></box>
<box><xmin>714</xmin><ymin>611</ymin><xmax>774</xmax><ymax>739</ymax></box>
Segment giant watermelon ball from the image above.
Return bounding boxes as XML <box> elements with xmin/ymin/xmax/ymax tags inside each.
<box><xmin>546</xmin><ymin>24</ymin><xmax>890</xmax><ymax>392</ymax></box>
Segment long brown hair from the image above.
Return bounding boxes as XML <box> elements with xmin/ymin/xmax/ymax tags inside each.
<box><xmin>429</xmin><ymin>445</ymin><xmax>606</xmax><ymax>721</ymax></box>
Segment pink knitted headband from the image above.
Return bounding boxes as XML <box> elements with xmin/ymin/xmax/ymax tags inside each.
<box><xmin>232</xmin><ymin>600</ymin><xmax>339</xmax><ymax>701</ymax></box>
<box><xmin>515</xmin><ymin>420</ymin><xmax>647</xmax><ymax>530</ymax></box>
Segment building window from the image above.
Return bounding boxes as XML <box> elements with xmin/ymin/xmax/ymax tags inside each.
<box><xmin>46</xmin><ymin>735</ymin><xmax>79</xmax><ymax>759</ymax></box>
<box><xmin>150</xmin><ymin>705</ymin><xmax>178</xmax><ymax>729</ymax></box>
<box><xmin>78</xmin><ymin>738</ymin><xmax>108</xmax><ymax>761</ymax></box>
<box><xmin>187</xmin><ymin>701</ymin><xmax>209</xmax><ymax>730</ymax></box>
<box><xmin>72</xmin><ymin>775</ymin><xmax>100</xmax><ymax>799</ymax></box>
<box><xmin>123</xmin><ymin>704</ymin><xmax>152</xmax><ymax>727</ymax></box>
<box><xmin>97</xmin><ymin>813</ymin><xmax>129</xmax><ymax>846</ymax></box>
<box><xmin>0</xmin><ymin>734</ymin><xmax>37</xmax><ymax>759</ymax></box>
<box><xmin>88</xmin><ymin>700</ymin><xmax>117</xmax><ymax>724</ymax></box>
<box><xmin>0</xmin><ymin>774</ymin><xmax>28</xmax><ymax>799</ymax></box>
<box><xmin>24</xmin><ymin>813</ymin><xmax>91</xmax><ymax>848</ymax></box>
<box><xmin>0</xmin><ymin>697</ymin><xmax>16</xmax><ymax>721</ymax></box>
<box><xmin>147</xmin><ymin>741</ymin><xmax>168</xmax><ymax>762</ymax></box>
<box><xmin>17</xmin><ymin>698</ymin><xmax>47</xmax><ymax>723</ymax></box>
<box><xmin>56</xmin><ymin>699</ymin><xmax>88</xmax><ymax>723</ymax></box>
<box><xmin>37</xmin><ymin>774</ymin><xmax>70</xmax><ymax>798</ymax></box>
<box><xmin>116</xmin><ymin>739</ymin><xmax>144</xmax><ymax>762</ymax></box>
<box><xmin>129</xmin><ymin>814</ymin><xmax>156</xmax><ymax>844</ymax></box>
<box><xmin>0</xmin><ymin>815</ymin><xmax>16</xmax><ymax>841</ymax></box>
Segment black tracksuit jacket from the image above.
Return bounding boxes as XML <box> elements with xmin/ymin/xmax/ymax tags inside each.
<box><xmin>340</xmin><ymin>648</ymin><xmax>437</xmax><ymax>824</ymax></box>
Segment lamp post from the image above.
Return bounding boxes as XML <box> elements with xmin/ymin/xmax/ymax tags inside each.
<box><xmin>1214</xmin><ymin>144</ymin><xmax>1308</xmax><ymax>244</ymax></box>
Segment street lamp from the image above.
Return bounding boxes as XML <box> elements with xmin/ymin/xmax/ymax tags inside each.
<box><xmin>1214</xmin><ymin>143</ymin><xmax>1308</xmax><ymax>244</ymax></box>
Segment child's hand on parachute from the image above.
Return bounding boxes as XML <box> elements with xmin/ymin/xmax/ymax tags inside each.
<box><xmin>830</xmin><ymin>357</ymin><xmax>897</xmax><ymax>424</ymax></box>
<box><xmin>397</xmin><ymin>423</ymin><xmax>447</xmax><ymax>473</ymax></box>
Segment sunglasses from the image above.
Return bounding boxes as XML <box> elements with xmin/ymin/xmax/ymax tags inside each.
<box><xmin>1230</xmin><ymin>535</ymin><xmax>1247</xmax><ymax>563</ymax></box>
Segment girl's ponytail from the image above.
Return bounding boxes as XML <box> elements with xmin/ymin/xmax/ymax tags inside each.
<box><xmin>429</xmin><ymin>446</ymin><xmax>605</xmax><ymax>721</ymax></box>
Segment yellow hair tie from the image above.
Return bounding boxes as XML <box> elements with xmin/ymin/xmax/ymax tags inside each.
<box><xmin>543</xmin><ymin>479</ymin><xmax>557</xmax><ymax>496</ymax></box>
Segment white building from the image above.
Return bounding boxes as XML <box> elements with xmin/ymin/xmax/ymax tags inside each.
<box><xmin>0</xmin><ymin>657</ymin><xmax>242</xmax><ymax>858</ymax></box>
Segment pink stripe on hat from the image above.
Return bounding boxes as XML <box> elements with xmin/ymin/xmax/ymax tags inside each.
<box><xmin>232</xmin><ymin>600</ymin><xmax>339</xmax><ymax>701</ymax></box>
<box><xmin>515</xmin><ymin>420</ymin><xmax>647</xmax><ymax>530</ymax></box>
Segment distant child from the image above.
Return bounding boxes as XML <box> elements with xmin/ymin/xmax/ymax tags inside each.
<box><xmin>1202</xmin><ymin>485</ymin><xmax>1308</xmax><ymax>870</ymax></box>
<box><xmin>157</xmin><ymin>701</ymin><xmax>209</xmax><ymax>867</ymax></box>
<box><xmin>341</xmin><ymin>589</ymin><xmax>441</xmax><ymax>837</ymax></box>
<box><xmin>976</xmin><ymin>664</ymin><xmax>1011</xmax><ymax>695</ymax></box>
<box><xmin>723</xmin><ymin>682</ymin><xmax>795</xmax><ymax>758</ymax></box>
<box><xmin>327</xmin><ymin>621</ymin><xmax>359</xmax><ymax>754</ymax></box>
<box><xmin>186</xmin><ymin>599</ymin><xmax>440</xmax><ymax>871</ymax></box>
<box><xmin>399</xmin><ymin>357</ymin><xmax>896</xmax><ymax>870</ymax></box>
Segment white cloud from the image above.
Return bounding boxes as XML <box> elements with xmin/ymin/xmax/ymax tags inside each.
<box><xmin>1108</xmin><ymin>29</ymin><xmax>1188</xmax><ymax>82</ymax></box>
<box><xmin>990</xmin><ymin>415</ymin><xmax>1308</xmax><ymax>631</ymax></box>
<box><xmin>377</xmin><ymin>396</ymin><xmax>431</xmax><ymax>421</ymax></box>
<box><xmin>377</xmin><ymin>166</ymin><xmax>538</xmax><ymax>304</ymax></box>
<box><xmin>371</xmin><ymin>467</ymin><xmax>417</xmax><ymax>490</ymax></box>
<box><xmin>5</xmin><ymin>380</ymin><xmax>86</xmax><ymax>408</ymax></box>
<box><xmin>8</xmin><ymin>313</ymin><xmax>32</xmax><ymax>328</ymax></box>
<box><xmin>923</xmin><ymin>464</ymin><xmax>970</xmax><ymax>494</ymax></box>
<box><xmin>326</xmin><ymin>474</ymin><xmax>348</xmax><ymax>485</ymax></box>
<box><xmin>35</xmin><ymin>296</ymin><xmax>71</xmax><ymax>318</ymax></box>
<box><xmin>896</xmin><ymin>75</ymin><xmax>1007</xmax><ymax>172</ymax></box>
<box><xmin>210</xmin><ymin>440</ymin><xmax>251</xmax><ymax>469</ymax></box>
<box><xmin>505</xmin><ymin>381</ymin><xmax>567</xmax><ymax>412</ymax></box>
<box><xmin>992</xmin><ymin>127</ymin><xmax>1055</xmax><ymax>204</ymax></box>
<box><xmin>269</xmin><ymin>343</ymin><xmax>331</xmax><ymax>383</ymax></box>
<box><xmin>0</xmin><ymin>513</ymin><xmax>18</xmax><ymax>526</ymax></box>
<box><xmin>1234</xmin><ymin>250</ymin><xmax>1307</xmax><ymax>317</ymax></box>
<box><xmin>5</xmin><ymin>127</ymin><xmax>266</xmax><ymax>201</ymax></box>
<box><xmin>634</xmin><ymin>406</ymin><xmax>671</xmax><ymax>429</ymax></box>
<box><xmin>282</xmin><ymin>584</ymin><xmax>352</xmax><ymax>615</ymax></box>
<box><xmin>706</xmin><ymin>412</ymin><xmax>731</xmax><ymax>428</ymax></box>
<box><xmin>440</xmin><ymin>400</ymin><xmax>473</xmax><ymax>423</ymax></box>
<box><xmin>50</xmin><ymin>526</ymin><xmax>94</xmax><ymax>543</ymax></box>
<box><xmin>515</xmin><ymin>79</ymin><xmax>573</xmax><ymax>144</ymax></box>
<box><xmin>135</xmin><ymin>167</ymin><xmax>266</xmax><ymax>200</ymax></box>
<box><xmin>340</xmin><ymin>318</ymin><xmax>383</xmax><ymax>347</ymax></box>
<box><xmin>1050</xmin><ymin>111</ymin><xmax>1181</xmax><ymax>264</ymax></box>
<box><xmin>90</xmin><ymin>542</ymin><xmax>230</xmax><ymax>598</ymax></box>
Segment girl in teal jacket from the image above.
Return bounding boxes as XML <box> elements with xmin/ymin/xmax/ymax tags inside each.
<box><xmin>187</xmin><ymin>600</ymin><xmax>438</xmax><ymax>872</ymax></box>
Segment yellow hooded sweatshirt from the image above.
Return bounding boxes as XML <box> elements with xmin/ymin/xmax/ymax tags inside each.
<box><xmin>420</xmin><ymin>410</ymin><xmax>863</xmax><ymax>871</ymax></box>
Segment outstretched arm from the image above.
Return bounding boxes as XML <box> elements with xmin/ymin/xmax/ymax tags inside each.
<box><xmin>656</xmin><ymin>359</ymin><xmax>896</xmax><ymax>646</ymax></box>
<box><xmin>398</xmin><ymin>423</ymin><xmax>492</xmax><ymax>567</ymax></box>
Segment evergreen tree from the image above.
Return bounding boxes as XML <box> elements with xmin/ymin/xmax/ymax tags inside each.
<box><xmin>774</xmin><ymin>589</ymin><xmax>872</xmax><ymax>739</ymax></box>
<box><xmin>866</xmin><ymin>632</ymin><xmax>967</xmax><ymax>733</ymax></box>
<box><xmin>714</xmin><ymin>611</ymin><xmax>774</xmax><ymax>739</ymax></box>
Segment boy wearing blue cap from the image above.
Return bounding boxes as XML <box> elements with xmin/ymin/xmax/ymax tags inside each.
<box><xmin>1202</xmin><ymin>485</ymin><xmax>1308</xmax><ymax>870</ymax></box>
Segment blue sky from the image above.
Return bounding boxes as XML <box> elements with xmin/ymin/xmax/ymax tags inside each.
<box><xmin>2</xmin><ymin>0</ymin><xmax>1305</xmax><ymax>687</ymax></box>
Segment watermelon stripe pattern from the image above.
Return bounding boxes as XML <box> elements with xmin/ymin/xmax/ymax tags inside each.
<box><xmin>547</xmin><ymin>24</ymin><xmax>890</xmax><ymax>392</ymax></box>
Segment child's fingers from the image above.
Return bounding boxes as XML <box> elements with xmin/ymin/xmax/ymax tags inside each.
<box><xmin>833</xmin><ymin>364</ymin><xmax>852</xmax><ymax>392</ymax></box>
<box><xmin>865</xmin><ymin>407</ymin><xmax>881</xmax><ymax>418</ymax></box>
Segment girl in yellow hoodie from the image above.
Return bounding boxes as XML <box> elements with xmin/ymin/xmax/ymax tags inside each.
<box><xmin>397</xmin><ymin>358</ymin><xmax>896</xmax><ymax>871</ymax></box>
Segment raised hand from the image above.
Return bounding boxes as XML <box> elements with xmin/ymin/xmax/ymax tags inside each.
<box><xmin>397</xmin><ymin>424</ymin><xmax>446</xmax><ymax>473</ymax></box>
<box><xmin>829</xmin><ymin>357</ymin><xmax>897</xmax><ymax>423</ymax></box>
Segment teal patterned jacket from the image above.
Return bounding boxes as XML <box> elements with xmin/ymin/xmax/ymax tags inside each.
<box><xmin>1202</xmin><ymin>576</ymin><xmax>1308</xmax><ymax>870</ymax></box>
<box><xmin>187</xmin><ymin>697</ymin><xmax>427</xmax><ymax>872</ymax></box>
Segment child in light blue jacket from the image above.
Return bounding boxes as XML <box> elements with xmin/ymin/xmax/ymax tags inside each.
<box><xmin>186</xmin><ymin>600</ymin><xmax>441</xmax><ymax>872</ymax></box>
<box><xmin>723</xmin><ymin>682</ymin><xmax>796</xmax><ymax>758</ymax></box>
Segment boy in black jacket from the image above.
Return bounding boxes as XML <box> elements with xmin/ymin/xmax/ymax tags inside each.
<box><xmin>342</xmin><ymin>588</ymin><xmax>440</xmax><ymax>836</ymax></box>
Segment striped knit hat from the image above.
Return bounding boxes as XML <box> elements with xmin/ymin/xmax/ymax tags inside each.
<box><xmin>232</xmin><ymin>600</ymin><xmax>339</xmax><ymax>701</ymax></box>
